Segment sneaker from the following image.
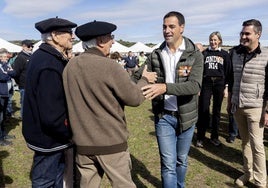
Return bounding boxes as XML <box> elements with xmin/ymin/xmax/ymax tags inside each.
<box><xmin>196</xmin><ymin>140</ymin><xmax>203</xmax><ymax>148</ymax></box>
<box><xmin>0</xmin><ymin>139</ymin><xmax>12</xmax><ymax>146</ymax></box>
<box><xmin>226</xmin><ymin>136</ymin><xmax>235</xmax><ymax>143</ymax></box>
<box><xmin>3</xmin><ymin>134</ymin><xmax>16</xmax><ymax>140</ymax></box>
<box><xmin>234</xmin><ymin>174</ymin><xmax>253</xmax><ymax>187</ymax></box>
<box><xmin>210</xmin><ymin>138</ymin><xmax>221</xmax><ymax>146</ymax></box>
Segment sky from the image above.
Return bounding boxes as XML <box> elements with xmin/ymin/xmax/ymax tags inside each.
<box><xmin>1</xmin><ymin>0</ymin><xmax>268</xmax><ymax>46</ymax></box>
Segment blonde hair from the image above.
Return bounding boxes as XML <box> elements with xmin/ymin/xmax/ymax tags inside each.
<box><xmin>209</xmin><ymin>31</ymin><xmax>223</xmax><ymax>46</ymax></box>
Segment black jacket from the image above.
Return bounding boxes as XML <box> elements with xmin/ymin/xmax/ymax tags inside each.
<box><xmin>12</xmin><ymin>51</ymin><xmax>31</xmax><ymax>89</ymax></box>
<box><xmin>22</xmin><ymin>43</ymin><xmax>72</xmax><ymax>153</ymax></box>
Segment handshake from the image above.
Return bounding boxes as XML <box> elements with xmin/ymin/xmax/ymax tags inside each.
<box><xmin>140</xmin><ymin>65</ymin><xmax>166</xmax><ymax>100</ymax></box>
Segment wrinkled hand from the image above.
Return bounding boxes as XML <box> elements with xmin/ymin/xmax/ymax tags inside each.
<box><xmin>142</xmin><ymin>65</ymin><xmax>157</xmax><ymax>83</ymax></box>
<box><xmin>141</xmin><ymin>83</ymin><xmax>166</xmax><ymax>100</ymax></box>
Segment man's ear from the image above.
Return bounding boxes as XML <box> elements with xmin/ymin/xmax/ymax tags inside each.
<box><xmin>257</xmin><ymin>31</ymin><xmax>262</xmax><ymax>39</ymax></box>
<box><xmin>96</xmin><ymin>36</ymin><xmax>105</xmax><ymax>47</ymax></box>
<box><xmin>51</xmin><ymin>31</ymin><xmax>60</xmax><ymax>43</ymax></box>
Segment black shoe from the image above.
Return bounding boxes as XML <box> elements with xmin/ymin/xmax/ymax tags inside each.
<box><xmin>210</xmin><ymin>138</ymin><xmax>222</xmax><ymax>146</ymax></box>
<box><xmin>226</xmin><ymin>136</ymin><xmax>235</xmax><ymax>143</ymax></box>
<box><xmin>0</xmin><ymin>139</ymin><xmax>12</xmax><ymax>146</ymax></box>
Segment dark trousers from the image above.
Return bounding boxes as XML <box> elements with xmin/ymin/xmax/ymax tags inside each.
<box><xmin>197</xmin><ymin>77</ymin><xmax>225</xmax><ymax>140</ymax></box>
<box><xmin>0</xmin><ymin>97</ymin><xmax>9</xmax><ymax>138</ymax></box>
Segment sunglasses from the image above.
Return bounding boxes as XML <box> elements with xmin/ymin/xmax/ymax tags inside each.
<box><xmin>27</xmin><ymin>45</ymin><xmax>34</xmax><ymax>48</ymax></box>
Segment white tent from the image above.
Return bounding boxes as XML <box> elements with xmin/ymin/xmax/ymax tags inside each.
<box><xmin>152</xmin><ymin>42</ymin><xmax>162</xmax><ymax>49</ymax></box>
<box><xmin>111</xmin><ymin>41</ymin><xmax>130</xmax><ymax>53</ymax></box>
<box><xmin>0</xmin><ymin>38</ymin><xmax>21</xmax><ymax>52</ymax></box>
<box><xmin>129</xmin><ymin>42</ymin><xmax>153</xmax><ymax>53</ymax></box>
<box><xmin>72</xmin><ymin>41</ymin><xmax>83</xmax><ymax>53</ymax></box>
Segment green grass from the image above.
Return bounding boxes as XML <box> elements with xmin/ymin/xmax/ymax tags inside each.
<box><xmin>1</xmin><ymin>92</ymin><xmax>268</xmax><ymax>187</ymax></box>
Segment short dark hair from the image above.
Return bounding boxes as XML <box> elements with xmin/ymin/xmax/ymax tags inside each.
<box><xmin>164</xmin><ymin>11</ymin><xmax>185</xmax><ymax>26</ymax></box>
<box><xmin>242</xmin><ymin>19</ymin><xmax>262</xmax><ymax>34</ymax></box>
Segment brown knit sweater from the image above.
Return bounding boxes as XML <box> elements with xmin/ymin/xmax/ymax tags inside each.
<box><xmin>63</xmin><ymin>48</ymin><xmax>148</xmax><ymax>155</ymax></box>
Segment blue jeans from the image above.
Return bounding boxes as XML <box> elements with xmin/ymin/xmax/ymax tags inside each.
<box><xmin>31</xmin><ymin>151</ymin><xmax>65</xmax><ymax>188</ymax></box>
<box><xmin>6</xmin><ymin>94</ymin><xmax>13</xmax><ymax>115</ymax></box>
<box><xmin>155</xmin><ymin>114</ymin><xmax>195</xmax><ymax>188</ymax></box>
<box><xmin>228</xmin><ymin>114</ymin><xmax>238</xmax><ymax>137</ymax></box>
<box><xmin>20</xmin><ymin>89</ymin><xmax>25</xmax><ymax>118</ymax></box>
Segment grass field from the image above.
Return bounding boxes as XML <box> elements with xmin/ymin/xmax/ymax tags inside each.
<box><xmin>0</xmin><ymin>91</ymin><xmax>268</xmax><ymax>188</ymax></box>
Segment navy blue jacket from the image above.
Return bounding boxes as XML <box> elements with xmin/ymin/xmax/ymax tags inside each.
<box><xmin>124</xmin><ymin>56</ymin><xmax>137</xmax><ymax>68</ymax></box>
<box><xmin>0</xmin><ymin>62</ymin><xmax>16</xmax><ymax>97</ymax></box>
<box><xmin>22</xmin><ymin>43</ymin><xmax>72</xmax><ymax>153</ymax></box>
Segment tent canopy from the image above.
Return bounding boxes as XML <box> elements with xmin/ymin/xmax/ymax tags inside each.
<box><xmin>152</xmin><ymin>42</ymin><xmax>162</xmax><ymax>50</ymax></box>
<box><xmin>72</xmin><ymin>41</ymin><xmax>83</xmax><ymax>53</ymax></box>
<box><xmin>129</xmin><ymin>42</ymin><xmax>152</xmax><ymax>53</ymax></box>
<box><xmin>0</xmin><ymin>38</ymin><xmax>21</xmax><ymax>53</ymax></box>
<box><xmin>111</xmin><ymin>41</ymin><xmax>130</xmax><ymax>53</ymax></box>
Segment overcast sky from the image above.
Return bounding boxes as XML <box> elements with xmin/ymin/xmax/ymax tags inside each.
<box><xmin>1</xmin><ymin>0</ymin><xmax>268</xmax><ymax>46</ymax></box>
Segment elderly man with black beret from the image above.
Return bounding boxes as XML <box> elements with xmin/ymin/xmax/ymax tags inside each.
<box><xmin>63</xmin><ymin>20</ymin><xmax>156</xmax><ymax>187</ymax></box>
<box><xmin>22</xmin><ymin>17</ymin><xmax>77</xmax><ymax>187</ymax></box>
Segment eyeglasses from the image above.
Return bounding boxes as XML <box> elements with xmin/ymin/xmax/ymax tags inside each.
<box><xmin>27</xmin><ymin>45</ymin><xmax>34</xmax><ymax>48</ymax></box>
<box><xmin>55</xmin><ymin>30</ymin><xmax>73</xmax><ymax>35</ymax></box>
<box><xmin>105</xmin><ymin>34</ymin><xmax>114</xmax><ymax>40</ymax></box>
<box><xmin>64</xmin><ymin>31</ymin><xmax>73</xmax><ymax>35</ymax></box>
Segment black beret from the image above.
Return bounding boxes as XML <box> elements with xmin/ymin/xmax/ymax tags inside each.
<box><xmin>75</xmin><ymin>20</ymin><xmax>117</xmax><ymax>41</ymax></box>
<box><xmin>35</xmin><ymin>17</ymin><xmax>77</xmax><ymax>34</ymax></box>
<box><xmin>21</xmin><ymin>40</ymin><xmax>34</xmax><ymax>46</ymax></box>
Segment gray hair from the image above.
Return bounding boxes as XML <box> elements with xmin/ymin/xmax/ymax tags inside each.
<box><xmin>82</xmin><ymin>39</ymin><xmax>97</xmax><ymax>50</ymax></box>
<box><xmin>41</xmin><ymin>32</ymin><xmax>52</xmax><ymax>42</ymax></box>
<box><xmin>0</xmin><ymin>48</ymin><xmax>8</xmax><ymax>54</ymax></box>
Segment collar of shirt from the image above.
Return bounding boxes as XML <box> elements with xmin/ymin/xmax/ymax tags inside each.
<box><xmin>208</xmin><ymin>46</ymin><xmax>221</xmax><ymax>51</ymax></box>
<box><xmin>237</xmin><ymin>44</ymin><xmax>261</xmax><ymax>55</ymax></box>
<box><xmin>161</xmin><ymin>39</ymin><xmax>185</xmax><ymax>78</ymax></box>
<box><xmin>163</xmin><ymin>39</ymin><xmax>185</xmax><ymax>55</ymax></box>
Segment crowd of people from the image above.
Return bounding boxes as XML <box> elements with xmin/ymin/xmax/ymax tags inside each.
<box><xmin>0</xmin><ymin>11</ymin><xmax>267</xmax><ymax>188</ymax></box>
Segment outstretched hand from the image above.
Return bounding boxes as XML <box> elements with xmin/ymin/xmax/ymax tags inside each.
<box><xmin>142</xmin><ymin>65</ymin><xmax>157</xmax><ymax>83</ymax></box>
<box><xmin>141</xmin><ymin>83</ymin><xmax>166</xmax><ymax>100</ymax></box>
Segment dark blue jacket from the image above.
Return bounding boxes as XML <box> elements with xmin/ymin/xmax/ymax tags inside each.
<box><xmin>0</xmin><ymin>62</ymin><xmax>16</xmax><ymax>97</ymax></box>
<box><xmin>124</xmin><ymin>56</ymin><xmax>137</xmax><ymax>68</ymax></box>
<box><xmin>22</xmin><ymin>43</ymin><xmax>72</xmax><ymax>153</ymax></box>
